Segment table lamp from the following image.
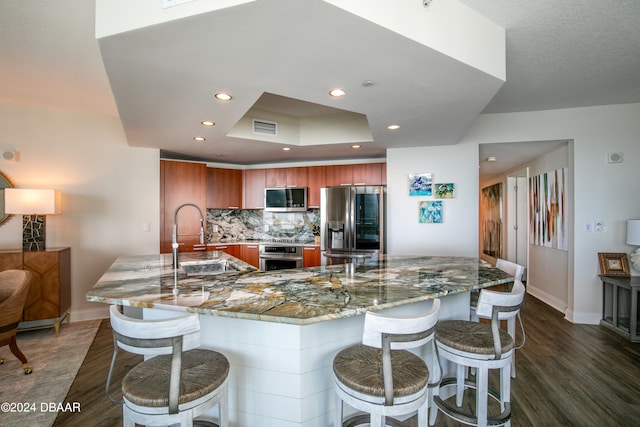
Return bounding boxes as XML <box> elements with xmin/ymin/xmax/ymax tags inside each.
<box><xmin>5</xmin><ymin>188</ymin><xmax>62</xmax><ymax>251</ymax></box>
<box><xmin>627</xmin><ymin>219</ymin><xmax>640</xmax><ymax>272</ymax></box>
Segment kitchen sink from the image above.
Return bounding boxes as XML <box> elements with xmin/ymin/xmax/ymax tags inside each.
<box><xmin>180</xmin><ymin>259</ymin><xmax>239</xmax><ymax>276</ymax></box>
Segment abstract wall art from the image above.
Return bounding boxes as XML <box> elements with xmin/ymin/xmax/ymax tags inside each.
<box><xmin>409</xmin><ymin>173</ymin><xmax>432</xmax><ymax>196</ymax></box>
<box><xmin>530</xmin><ymin>167</ymin><xmax>568</xmax><ymax>250</ymax></box>
<box><xmin>480</xmin><ymin>182</ymin><xmax>502</xmax><ymax>258</ymax></box>
<box><xmin>434</xmin><ymin>183</ymin><xmax>455</xmax><ymax>199</ymax></box>
<box><xmin>419</xmin><ymin>200</ymin><xmax>443</xmax><ymax>223</ymax></box>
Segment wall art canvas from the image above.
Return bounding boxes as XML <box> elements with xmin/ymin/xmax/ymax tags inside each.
<box><xmin>480</xmin><ymin>182</ymin><xmax>502</xmax><ymax>258</ymax></box>
<box><xmin>419</xmin><ymin>201</ymin><xmax>443</xmax><ymax>223</ymax></box>
<box><xmin>530</xmin><ymin>167</ymin><xmax>568</xmax><ymax>250</ymax></box>
<box><xmin>409</xmin><ymin>173</ymin><xmax>432</xmax><ymax>196</ymax></box>
<box><xmin>434</xmin><ymin>183</ymin><xmax>455</xmax><ymax>199</ymax></box>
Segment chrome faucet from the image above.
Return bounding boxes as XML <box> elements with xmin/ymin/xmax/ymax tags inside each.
<box><xmin>172</xmin><ymin>203</ymin><xmax>206</xmax><ymax>270</ymax></box>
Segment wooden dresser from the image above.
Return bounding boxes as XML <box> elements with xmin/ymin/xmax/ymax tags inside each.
<box><xmin>0</xmin><ymin>247</ymin><xmax>71</xmax><ymax>336</ymax></box>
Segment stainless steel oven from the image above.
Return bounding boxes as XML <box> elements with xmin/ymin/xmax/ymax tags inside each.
<box><xmin>259</xmin><ymin>244</ymin><xmax>303</xmax><ymax>271</ymax></box>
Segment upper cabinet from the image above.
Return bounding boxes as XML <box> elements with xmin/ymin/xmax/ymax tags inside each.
<box><xmin>243</xmin><ymin>169</ymin><xmax>266</xmax><ymax>209</ymax></box>
<box><xmin>325</xmin><ymin>163</ymin><xmax>385</xmax><ymax>186</ymax></box>
<box><xmin>160</xmin><ymin>160</ymin><xmax>207</xmax><ymax>254</ymax></box>
<box><xmin>207</xmin><ymin>167</ymin><xmax>242</xmax><ymax>209</ymax></box>
<box><xmin>307</xmin><ymin>166</ymin><xmax>326</xmax><ymax>209</ymax></box>
<box><xmin>265</xmin><ymin>167</ymin><xmax>308</xmax><ymax>188</ymax></box>
<box><xmin>162</xmin><ymin>162</ymin><xmax>386</xmax><ymax>230</ymax></box>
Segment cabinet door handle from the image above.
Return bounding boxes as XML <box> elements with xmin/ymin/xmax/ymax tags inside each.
<box><xmin>228</xmin><ymin>206</ymin><xmax>240</xmax><ymax>209</ymax></box>
<box><xmin>303</xmin><ymin>247</ymin><xmax>317</xmax><ymax>251</ymax></box>
<box><xmin>247</xmin><ymin>245</ymin><xmax>258</xmax><ymax>249</ymax></box>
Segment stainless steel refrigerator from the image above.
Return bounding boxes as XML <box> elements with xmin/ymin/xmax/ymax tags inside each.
<box><xmin>320</xmin><ymin>186</ymin><xmax>386</xmax><ymax>265</ymax></box>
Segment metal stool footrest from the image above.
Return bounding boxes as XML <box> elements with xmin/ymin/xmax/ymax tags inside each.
<box><xmin>343</xmin><ymin>413</ymin><xmax>411</xmax><ymax>427</ymax></box>
<box><xmin>433</xmin><ymin>377</ymin><xmax>511</xmax><ymax>426</ymax></box>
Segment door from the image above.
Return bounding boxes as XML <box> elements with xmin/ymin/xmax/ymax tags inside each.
<box><xmin>507</xmin><ymin>173</ymin><xmax>528</xmax><ymax>277</ymax></box>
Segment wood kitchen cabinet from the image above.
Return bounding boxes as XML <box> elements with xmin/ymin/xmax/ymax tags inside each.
<box><xmin>265</xmin><ymin>167</ymin><xmax>308</xmax><ymax>188</ymax></box>
<box><xmin>243</xmin><ymin>168</ymin><xmax>266</xmax><ymax>209</ymax></box>
<box><xmin>207</xmin><ymin>167</ymin><xmax>242</xmax><ymax>209</ymax></box>
<box><xmin>307</xmin><ymin>166</ymin><xmax>326</xmax><ymax>209</ymax></box>
<box><xmin>208</xmin><ymin>244</ymin><xmax>241</xmax><ymax>258</ymax></box>
<box><xmin>0</xmin><ymin>247</ymin><xmax>71</xmax><ymax>336</ymax></box>
<box><xmin>241</xmin><ymin>244</ymin><xmax>260</xmax><ymax>268</ymax></box>
<box><xmin>160</xmin><ymin>160</ymin><xmax>207</xmax><ymax>254</ymax></box>
<box><xmin>325</xmin><ymin>163</ymin><xmax>385</xmax><ymax>186</ymax></box>
<box><xmin>303</xmin><ymin>245</ymin><xmax>322</xmax><ymax>267</ymax></box>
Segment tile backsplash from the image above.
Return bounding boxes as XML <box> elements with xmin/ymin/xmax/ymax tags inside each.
<box><xmin>207</xmin><ymin>209</ymin><xmax>320</xmax><ymax>242</ymax></box>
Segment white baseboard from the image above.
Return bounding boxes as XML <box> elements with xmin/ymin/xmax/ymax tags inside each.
<box><xmin>527</xmin><ymin>286</ymin><xmax>600</xmax><ymax>325</ymax></box>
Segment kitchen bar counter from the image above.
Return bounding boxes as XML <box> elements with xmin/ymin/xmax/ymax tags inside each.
<box><xmin>86</xmin><ymin>252</ymin><xmax>513</xmax><ymax>326</ymax></box>
<box><xmin>87</xmin><ymin>252</ymin><xmax>514</xmax><ymax>426</ymax></box>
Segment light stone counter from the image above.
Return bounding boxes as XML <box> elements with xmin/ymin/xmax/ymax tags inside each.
<box><xmin>87</xmin><ymin>252</ymin><xmax>513</xmax><ymax>325</ymax></box>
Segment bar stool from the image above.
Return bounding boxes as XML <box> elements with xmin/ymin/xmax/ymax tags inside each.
<box><xmin>332</xmin><ymin>299</ymin><xmax>441</xmax><ymax>427</ymax></box>
<box><xmin>431</xmin><ymin>282</ymin><xmax>525</xmax><ymax>427</ymax></box>
<box><xmin>106</xmin><ymin>305</ymin><xmax>229</xmax><ymax>427</ymax></box>
<box><xmin>470</xmin><ymin>260</ymin><xmax>525</xmax><ymax>378</ymax></box>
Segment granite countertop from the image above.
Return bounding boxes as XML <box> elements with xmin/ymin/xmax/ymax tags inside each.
<box><xmin>86</xmin><ymin>252</ymin><xmax>513</xmax><ymax>325</ymax></box>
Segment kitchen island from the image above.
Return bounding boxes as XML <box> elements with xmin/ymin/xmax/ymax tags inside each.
<box><xmin>87</xmin><ymin>252</ymin><xmax>513</xmax><ymax>426</ymax></box>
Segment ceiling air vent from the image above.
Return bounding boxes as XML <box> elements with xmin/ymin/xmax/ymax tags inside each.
<box><xmin>252</xmin><ymin>119</ymin><xmax>278</xmax><ymax>136</ymax></box>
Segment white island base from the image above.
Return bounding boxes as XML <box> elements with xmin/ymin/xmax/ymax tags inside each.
<box><xmin>144</xmin><ymin>292</ymin><xmax>469</xmax><ymax>427</ymax></box>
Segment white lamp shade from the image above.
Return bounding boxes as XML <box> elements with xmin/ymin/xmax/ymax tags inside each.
<box><xmin>627</xmin><ymin>219</ymin><xmax>640</xmax><ymax>245</ymax></box>
<box><xmin>4</xmin><ymin>188</ymin><xmax>62</xmax><ymax>215</ymax></box>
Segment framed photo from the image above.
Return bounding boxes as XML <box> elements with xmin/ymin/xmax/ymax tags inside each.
<box><xmin>598</xmin><ymin>252</ymin><xmax>630</xmax><ymax>277</ymax></box>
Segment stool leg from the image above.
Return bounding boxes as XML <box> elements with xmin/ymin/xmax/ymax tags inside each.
<box><xmin>501</xmin><ymin>362</ymin><xmax>512</xmax><ymax>427</ymax></box>
<box><xmin>456</xmin><ymin>363</ymin><xmax>465</xmax><ymax>407</ymax></box>
<box><xmin>418</xmin><ymin>401</ymin><xmax>428</xmax><ymax>427</ymax></box>
<box><xmin>476</xmin><ymin>366</ymin><xmax>489</xmax><ymax>427</ymax></box>
<box><xmin>508</xmin><ymin>318</ymin><xmax>517</xmax><ymax>378</ymax></box>
<box><xmin>219</xmin><ymin>392</ymin><xmax>229</xmax><ymax>427</ymax></box>
<box><xmin>334</xmin><ymin>391</ymin><xmax>343</xmax><ymax>427</ymax></box>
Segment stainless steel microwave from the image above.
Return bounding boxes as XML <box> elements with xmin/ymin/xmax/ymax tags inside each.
<box><xmin>264</xmin><ymin>187</ymin><xmax>308</xmax><ymax>212</ymax></box>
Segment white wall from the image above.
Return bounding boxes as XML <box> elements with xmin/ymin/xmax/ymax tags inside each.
<box><xmin>386</xmin><ymin>144</ymin><xmax>479</xmax><ymax>257</ymax></box>
<box><xmin>0</xmin><ymin>102</ymin><xmax>160</xmax><ymax>321</ymax></box>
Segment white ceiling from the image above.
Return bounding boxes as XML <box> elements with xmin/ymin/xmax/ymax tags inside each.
<box><xmin>1</xmin><ymin>0</ymin><xmax>639</xmax><ymax>179</ymax></box>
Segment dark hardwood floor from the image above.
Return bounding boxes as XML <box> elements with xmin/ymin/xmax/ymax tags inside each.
<box><xmin>55</xmin><ymin>295</ymin><xmax>640</xmax><ymax>426</ymax></box>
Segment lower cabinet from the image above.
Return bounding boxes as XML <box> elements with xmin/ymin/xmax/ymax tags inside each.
<box><xmin>0</xmin><ymin>247</ymin><xmax>71</xmax><ymax>336</ymax></box>
<box><xmin>303</xmin><ymin>246</ymin><xmax>321</xmax><ymax>267</ymax></box>
<box><xmin>241</xmin><ymin>244</ymin><xmax>260</xmax><ymax>268</ymax></box>
<box><xmin>208</xmin><ymin>244</ymin><xmax>241</xmax><ymax>258</ymax></box>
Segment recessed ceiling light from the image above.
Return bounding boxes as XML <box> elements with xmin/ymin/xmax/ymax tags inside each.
<box><xmin>329</xmin><ymin>88</ymin><xmax>346</xmax><ymax>98</ymax></box>
<box><xmin>352</xmin><ymin>145</ymin><xmax>361</xmax><ymax>149</ymax></box>
<box><xmin>214</xmin><ymin>93</ymin><xmax>232</xmax><ymax>101</ymax></box>
<box><xmin>201</xmin><ymin>121</ymin><xmax>215</xmax><ymax>126</ymax></box>
<box><xmin>387</xmin><ymin>124</ymin><xmax>400</xmax><ymax>130</ymax></box>
<box><xmin>282</xmin><ymin>147</ymin><xmax>291</xmax><ymax>151</ymax></box>
<box><xmin>362</xmin><ymin>80</ymin><xmax>375</xmax><ymax>87</ymax></box>
<box><xmin>193</xmin><ymin>136</ymin><xmax>206</xmax><ymax>142</ymax></box>
<box><xmin>486</xmin><ymin>156</ymin><xmax>497</xmax><ymax>162</ymax></box>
